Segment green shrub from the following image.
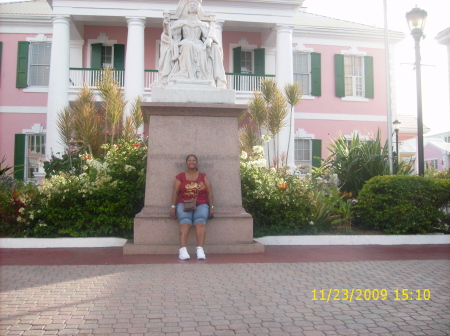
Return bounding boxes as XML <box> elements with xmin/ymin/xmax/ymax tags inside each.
<box><xmin>240</xmin><ymin>147</ymin><xmax>314</xmax><ymax>236</ymax></box>
<box><xmin>323</xmin><ymin>130</ymin><xmax>413</xmax><ymax>196</ymax></box>
<box><xmin>43</xmin><ymin>149</ymin><xmax>84</xmax><ymax>178</ymax></box>
<box><xmin>0</xmin><ymin>180</ymin><xmax>38</xmax><ymax>237</ymax></box>
<box><xmin>355</xmin><ymin>175</ymin><xmax>450</xmax><ymax>234</ymax></box>
<box><xmin>19</xmin><ymin>139</ymin><xmax>147</xmax><ymax>238</ymax></box>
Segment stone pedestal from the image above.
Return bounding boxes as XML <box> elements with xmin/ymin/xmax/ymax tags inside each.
<box><xmin>123</xmin><ymin>102</ymin><xmax>264</xmax><ymax>255</ymax></box>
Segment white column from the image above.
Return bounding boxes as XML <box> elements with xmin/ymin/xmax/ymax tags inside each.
<box><xmin>275</xmin><ymin>24</ymin><xmax>295</xmax><ymax>169</ymax></box>
<box><xmin>46</xmin><ymin>16</ymin><xmax>71</xmax><ymax>159</ymax></box>
<box><xmin>214</xmin><ymin>20</ymin><xmax>224</xmax><ymax>48</ymax></box>
<box><xmin>124</xmin><ymin>17</ymin><xmax>145</xmax><ymax>116</ymax></box>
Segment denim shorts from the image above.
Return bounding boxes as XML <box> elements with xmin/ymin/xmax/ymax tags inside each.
<box><xmin>176</xmin><ymin>203</ymin><xmax>210</xmax><ymax>225</ymax></box>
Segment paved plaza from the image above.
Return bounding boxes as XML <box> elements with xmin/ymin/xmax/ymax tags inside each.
<box><xmin>1</xmin><ymin>246</ymin><xmax>449</xmax><ymax>336</ymax></box>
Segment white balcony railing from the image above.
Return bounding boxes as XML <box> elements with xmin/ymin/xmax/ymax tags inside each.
<box><xmin>69</xmin><ymin>68</ymin><xmax>125</xmax><ymax>87</ymax></box>
<box><xmin>69</xmin><ymin>68</ymin><xmax>274</xmax><ymax>92</ymax></box>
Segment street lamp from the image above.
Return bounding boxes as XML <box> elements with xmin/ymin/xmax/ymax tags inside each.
<box><xmin>406</xmin><ymin>6</ymin><xmax>427</xmax><ymax>176</ymax></box>
<box><xmin>393</xmin><ymin>119</ymin><xmax>401</xmax><ymax>169</ymax></box>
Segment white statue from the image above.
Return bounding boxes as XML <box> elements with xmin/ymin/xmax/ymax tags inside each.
<box><xmin>157</xmin><ymin>0</ymin><xmax>227</xmax><ymax>89</ymax></box>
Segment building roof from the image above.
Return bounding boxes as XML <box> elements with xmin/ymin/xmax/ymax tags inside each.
<box><xmin>427</xmin><ymin>141</ymin><xmax>450</xmax><ymax>154</ymax></box>
<box><xmin>0</xmin><ymin>0</ymin><xmax>51</xmax><ymax>15</ymax></box>
<box><xmin>397</xmin><ymin>114</ymin><xmax>431</xmax><ymax>134</ymax></box>
<box><xmin>295</xmin><ymin>12</ymin><xmax>382</xmax><ymax>31</ymax></box>
<box><xmin>294</xmin><ymin>11</ymin><xmax>404</xmax><ymax>40</ymax></box>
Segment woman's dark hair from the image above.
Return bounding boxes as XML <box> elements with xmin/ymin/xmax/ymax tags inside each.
<box><xmin>186</xmin><ymin>154</ymin><xmax>198</xmax><ymax>162</ymax></box>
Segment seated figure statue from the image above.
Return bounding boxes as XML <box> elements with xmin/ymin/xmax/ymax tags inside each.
<box><xmin>158</xmin><ymin>0</ymin><xmax>227</xmax><ymax>89</ymax></box>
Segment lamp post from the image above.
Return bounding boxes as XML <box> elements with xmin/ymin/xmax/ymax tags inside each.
<box><xmin>393</xmin><ymin>119</ymin><xmax>401</xmax><ymax>169</ymax></box>
<box><xmin>406</xmin><ymin>7</ymin><xmax>427</xmax><ymax>176</ymax></box>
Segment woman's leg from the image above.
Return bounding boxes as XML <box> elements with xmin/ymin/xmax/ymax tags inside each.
<box><xmin>193</xmin><ymin>204</ymin><xmax>209</xmax><ymax>247</ymax></box>
<box><xmin>179</xmin><ymin>223</ymin><xmax>192</xmax><ymax>248</ymax></box>
<box><xmin>176</xmin><ymin>203</ymin><xmax>194</xmax><ymax>247</ymax></box>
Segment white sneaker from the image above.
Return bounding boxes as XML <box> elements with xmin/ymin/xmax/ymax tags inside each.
<box><xmin>179</xmin><ymin>247</ymin><xmax>190</xmax><ymax>260</ymax></box>
<box><xmin>196</xmin><ymin>246</ymin><xmax>206</xmax><ymax>260</ymax></box>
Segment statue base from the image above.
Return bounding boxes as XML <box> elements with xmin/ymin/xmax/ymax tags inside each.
<box><xmin>123</xmin><ymin>102</ymin><xmax>264</xmax><ymax>255</ymax></box>
<box><xmin>152</xmin><ymin>84</ymin><xmax>235</xmax><ymax>104</ymax></box>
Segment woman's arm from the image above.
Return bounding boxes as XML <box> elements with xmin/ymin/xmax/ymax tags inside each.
<box><xmin>204</xmin><ymin>176</ymin><xmax>214</xmax><ymax>217</ymax></box>
<box><xmin>170</xmin><ymin>178</ymin><xmax>181</xmax><ymax>219</ymax></box>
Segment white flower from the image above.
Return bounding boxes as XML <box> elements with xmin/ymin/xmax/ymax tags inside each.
<box><xmin>18</xmin><ymin>207</ymin><xmax>25</xmax><ymax>214</ymax></box>
<box><xmin>124</xmin><ymin>165</ymin><xmax>136</xmax><ymax>172</ymax></box>
<box><xmin>261</xmin><ymin>133</ymin><xmax>272</xmax><ymax>143</ymax></box>
<box><xmin>252</xmin><ymin>146</ymin><xmax>264</xmax><ymax>155</ymax></box>
<box><xmin>240</xmin><ymin>151</ymin><xmax>248</xmax><ymax>160</ymax></box>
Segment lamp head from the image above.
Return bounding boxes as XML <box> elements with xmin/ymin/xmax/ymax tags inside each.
<box><xmin>406</xmin><ymin>7</ymin><xmax>427</xmax><ymax>33</ymax></box>
<box><xmin>393</xmin><ymin>119</ymin><xmax>401</xmax><ymax>131</ymax></box>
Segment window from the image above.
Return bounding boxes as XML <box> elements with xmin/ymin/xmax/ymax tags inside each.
<box><xmin>344</xmin><ymin>55</ymin><xmax>363</xmax><ymax>97</ymax></box>
<box><xmin>14</xmin><ymin>132</ymin><xmax>46</xmax><ymax>181</ymax></box>
<box><xmin>444</xmin><ymin>136</ymin><xmax>450</xmax><ymax>143</ymax></box>
<box><xmin>29</xmin><ymin>43</ymin><xmax>51</xmax><ymax>86</ymax></box>
<box><xmin>101</xmin><ymin>46</ymin><xmax>113</xmax><ymax>67</ymax></box>
<box><xmin>232</xmin><ymin>47</ymin><xmax>265</xmax><ymax>75</ymax></box>
<box><xmin>426</xmin><ymin>159</ymin><xmax>438</xmax><ymax>170</ymax></box>
<box><xmin>295</xmin><ymin>139</ymin><xmax>311</xmax><ymax>166</ymax></box>
<box><xmin>16</xmin><ymin>41</ymin><xmax>52</xmax><ymax>88</ymax></box>
<box><xmin>240</xmin><ymin>50</ymin><xmax>253</xmax><ymax>74</ymax></box>
<box><xmin>335</xmin><ymin>54</ymin><xmax>374</xmax><ymax>99</ymax></box>
<box><xmin>91</xmin><ymin>43</ymin><xmax>125</xmax><ymax>69</ymax></box>
<box><xmin>26</xmin><ymin>134</ymin><xmax>46</xmax><ymax>181</ymax></box>
<box><xmin>293</xmin><ymin>52</ymin><xmax>310</xmax><ymax>94</ymax></box>
<box><xmin>293</xmin><ymin>52</ymin><xmax>321</xmax><ymax>96</ymax></box>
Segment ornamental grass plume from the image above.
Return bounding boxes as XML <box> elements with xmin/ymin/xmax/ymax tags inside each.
<box><xmin>56</xmin><ymin>106</ymin><xmax>74</xmax><ymax>149</ymax></box>
<box><xmin>247</xmin><ymin>92</ymin><xmax>267</xmax><ymax>143</ymax></box>
<box><xmin>284</xmin><ymin>82</ymin><xmax>302</xmax><ymax>164</ymax></box>
<box><xmin>239</xmin><ymin>125</ymin><xmax>259</xmax><ymax>156</ymax></box>
<box><xmin>97</xmin><ymin>67</ymin><xmax>127</xmax><ymax>145</ymax></box>
<box><xmin>71</xmin><ymin>85</ymin><xmax>103</xmax><ymax>157</ymax></box>
<box><xmin>265</xmin><ymin>89</ymin><xmax>288</xmax><ymax>167</ymax></box>
<box><xmin>123</xmin><ymin>96</ymin><xmax>144</xmax><ymax>142</ymax></box>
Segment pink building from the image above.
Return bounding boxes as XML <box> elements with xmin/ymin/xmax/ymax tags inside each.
<box><xmin>0</xmin><ymin>0</ymin><xmax>405</xmax><ymax>181</ymax></box>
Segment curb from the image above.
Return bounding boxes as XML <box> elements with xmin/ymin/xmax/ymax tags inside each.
<box><xmin>0</xmin><ymin>235</ymin><xmax>449</xmax><ymax>248</ymax></box>
<box><xmin>255</xmin><ymin>235</ymin><xmax>450</xmax><ymax>245</ymax></box>
<box><xmin>0</xmin><ymin>237</ymin><xmax>128</xmax><ymax>248</ymax></box>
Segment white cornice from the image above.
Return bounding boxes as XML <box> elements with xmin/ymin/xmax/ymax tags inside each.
<box><xmin>293</xmin><ymin>26</ymin><xmax>405</xmax><ymax>44</ymax></box>
<box><xmin>0</xmin><ymin>16</ymin><xmax>52</xmax><ymax>33</ymax></box>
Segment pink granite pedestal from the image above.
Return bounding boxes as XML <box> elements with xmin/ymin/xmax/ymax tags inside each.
<box><xmin>123</xmin><ymin>103</ymin><xmax>264</xmax><ymax>255</ymax></box>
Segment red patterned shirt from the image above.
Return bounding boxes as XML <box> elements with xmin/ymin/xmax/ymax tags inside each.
<box><xmin>176</xmin><ymin>172</ymin><xmax>208</xmax><ymax>205</ymax></box>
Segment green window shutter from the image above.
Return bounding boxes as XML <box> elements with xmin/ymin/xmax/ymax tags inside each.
<box><xmin>113</xmin><ymin>44</ymin><xmax>125</xmax><ymax>69</ymax></box>
<box><xmin>91</xmin><ymin>43</ymin><xmax>102</xmax><ymax>69</ymax></box>
<box><xmin>311</xmin><ymin>139</ymin><xmax>322</xmax><ymax>168</ymax></box>
<box><xmin>14</xmin><ymin>134</ymin><xmax>26</xmax><ymax>180</ymax></box>
<box><xmin>334</xmin><ymin>54</ymin><xmax>345</xmax><ymax>97</ymax></box>
<box><xmin>310</xmin><ymin>52</ymin><xmax>321</xmax><ymax>97</ymax></box>
<box><xmin>254</xmin><ymin>48</ymin><xmax>265</xmax><ymax>75</ymax></box>
<box><xmin>364</xmin><ymin>56</ymin><xmax>374</xmax><ymax>98</ymax></box>
<box><xmin>233</xmin><ymin>46</ymin><xmax>241</xmax><ymax>74</ymax></box>
<box><xmin>16</xmin><ymin>41</ymin><xmax>29</xmax><ymax>88</ymax></box>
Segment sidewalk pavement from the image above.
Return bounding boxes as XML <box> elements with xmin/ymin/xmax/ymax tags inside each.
<box><xmin>1</xmin><ymin>245</ymin><xmax>449</xmax><ymax>336</ymax></box>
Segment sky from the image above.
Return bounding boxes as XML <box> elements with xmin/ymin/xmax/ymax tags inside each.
<box><xmin>1</xmin><ymin>0</ymin><xmax>449</xmax><ymax>133</ymax></box>
<box><xmin>304</xmin><ymin>0</ymin><xmax>450</xmax><ymax>134</ymax></box>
